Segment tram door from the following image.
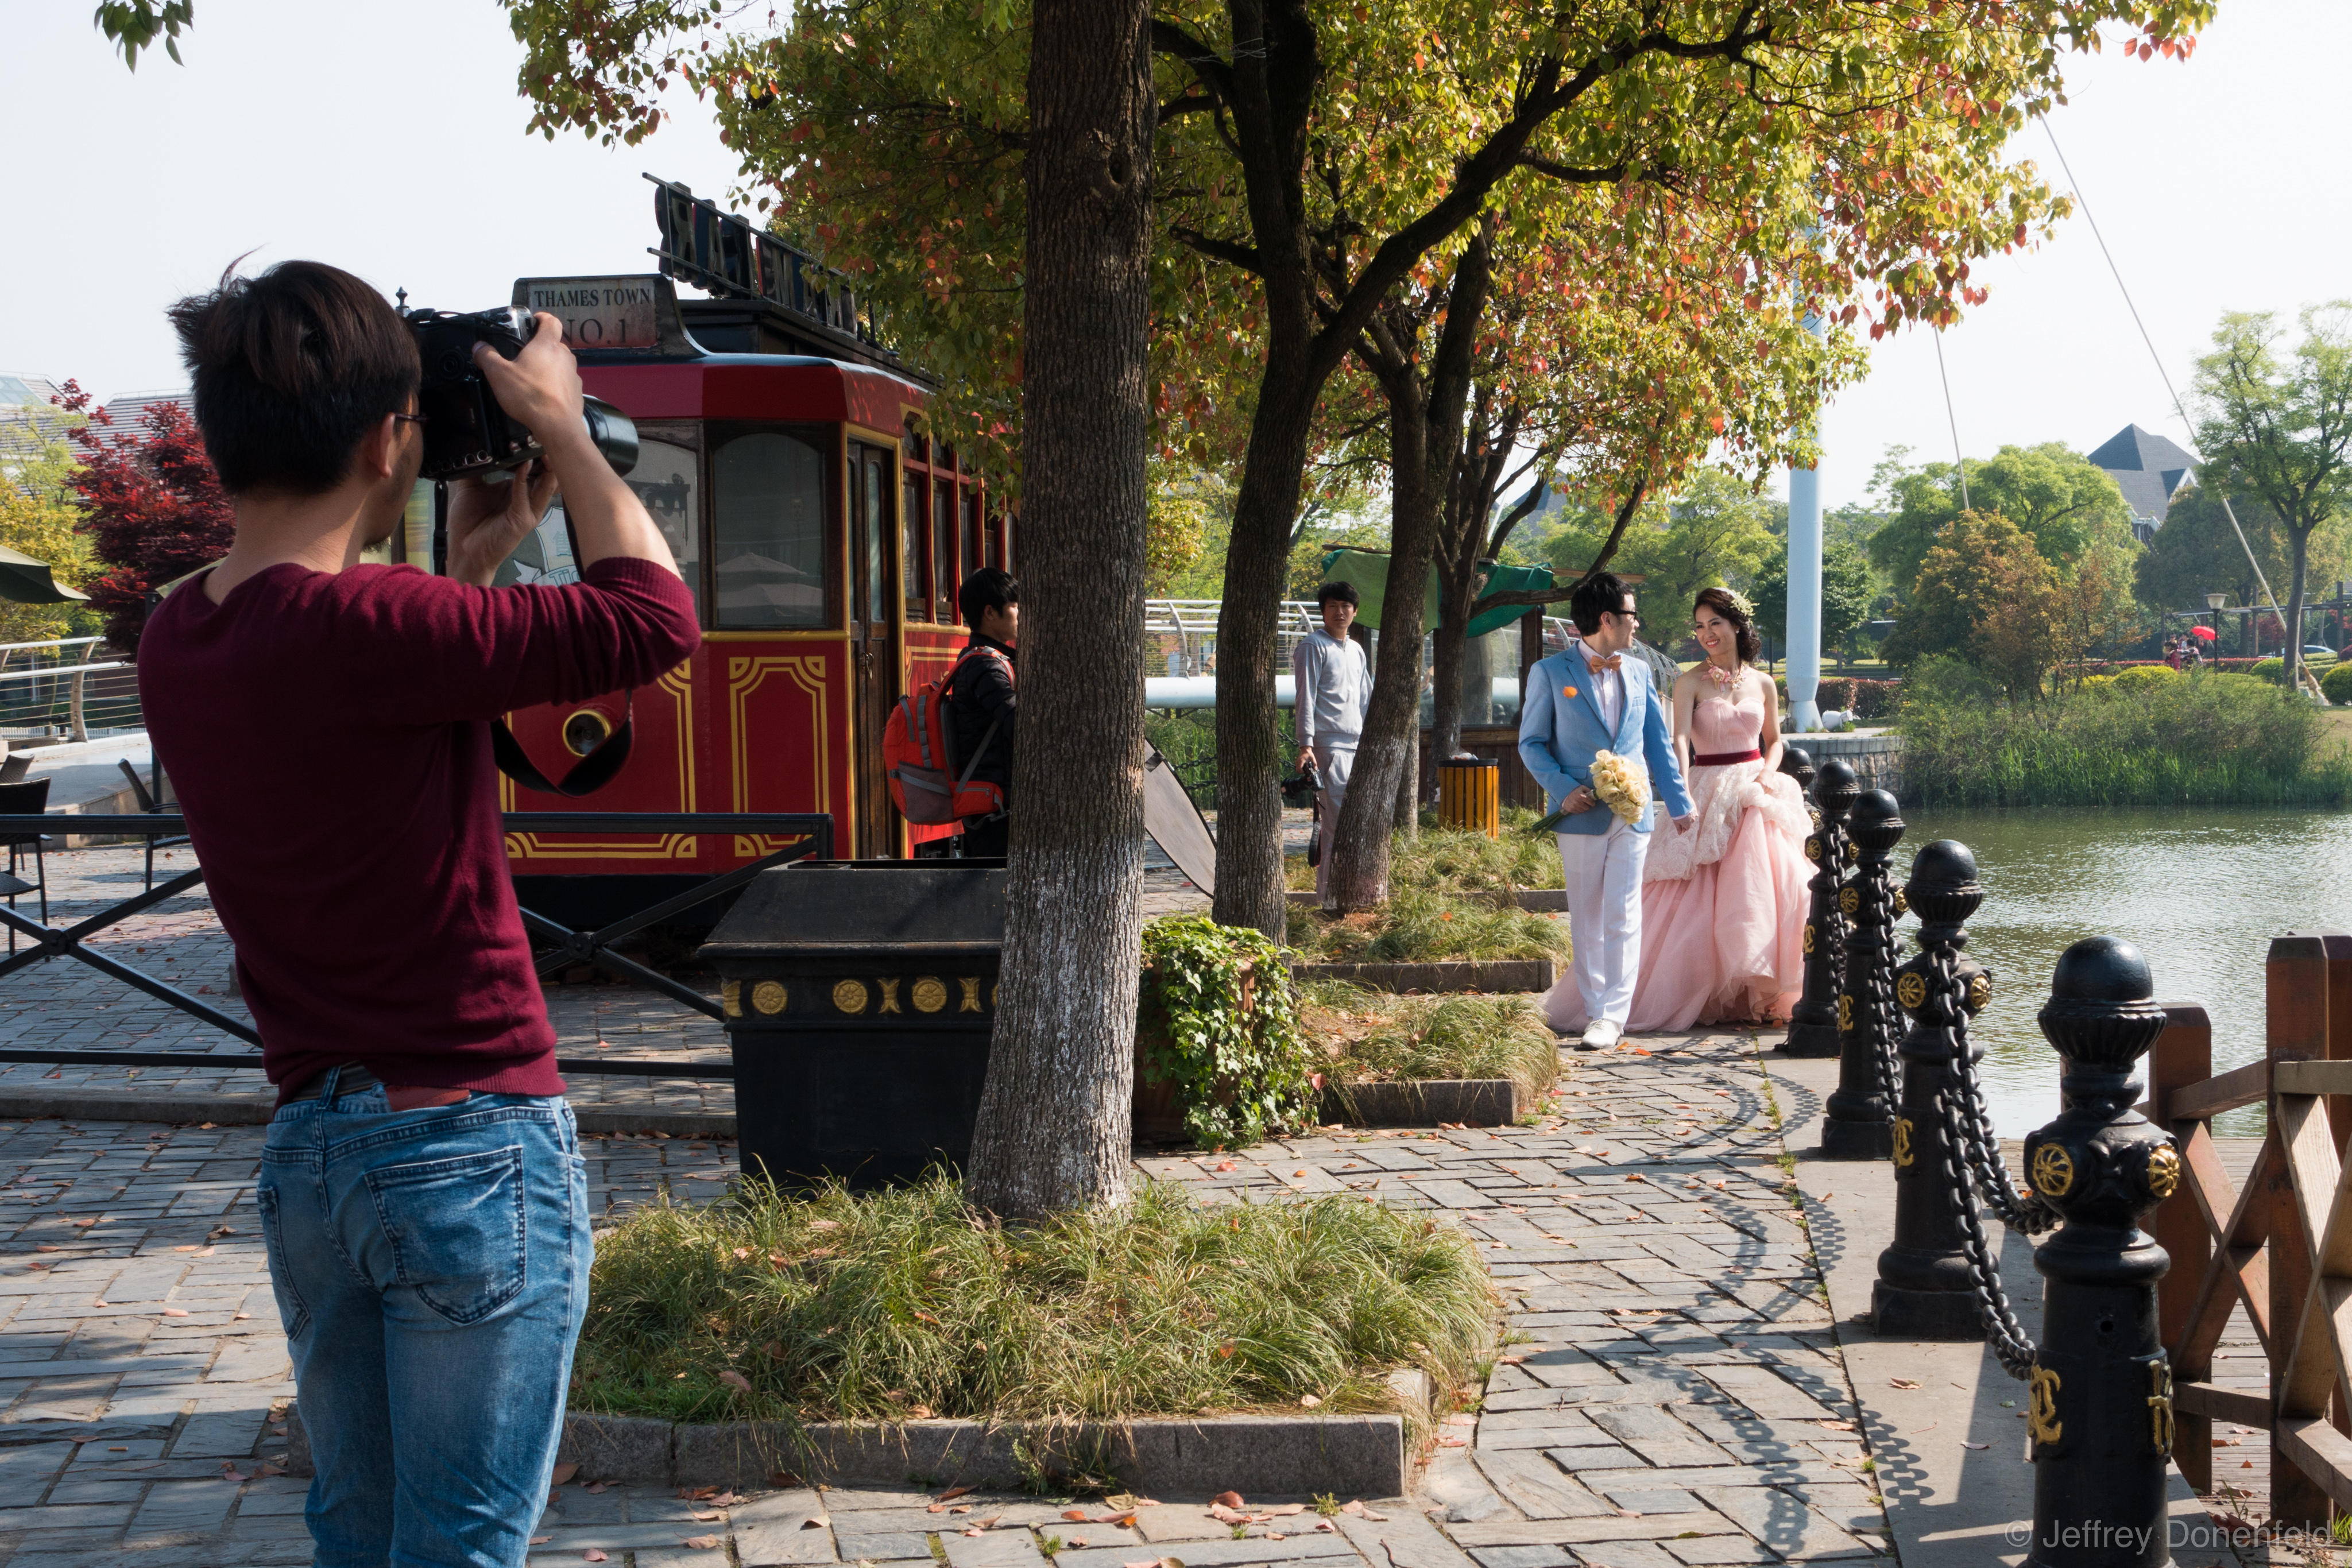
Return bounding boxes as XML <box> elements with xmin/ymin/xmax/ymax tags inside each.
<box><xmin>847</xmin><ymin>440</ymin><xmax>900</xmax><ymax>857</ymax></box>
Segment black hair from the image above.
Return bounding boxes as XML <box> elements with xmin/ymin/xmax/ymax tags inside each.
<box><xmin>1568</xmin><ymin>571</ymin><xmax>1634</xmax><ymax>637</ymax></box>
<box><xmin>1315</xmin><ymin>580</ymin><xmax>1360</xmax><ymax>608</ymax></box>
<box><xmin>959</xmin><ymin>566</ymin><xmax>1020</xmax><ymax>629</ymax></box>
<box><xmin>168</xmin><ymin>260</ymin><xmax>421</xmax><ymax>497</ymax></box>
<box><xmin>1693</xmin><ymin>587</ymin><xmax>1763</xmax><ymax>663</ymax></box>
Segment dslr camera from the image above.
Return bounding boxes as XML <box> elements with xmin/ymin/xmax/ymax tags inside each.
<box><xmin>403</xmin><ymin>307</ymin><xmax>639</xmax><ymax>481</ymax></box>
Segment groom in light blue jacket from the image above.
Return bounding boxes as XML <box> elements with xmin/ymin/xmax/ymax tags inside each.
<box><xmin>1518</xmin><ymin>571</ymin><xmax>1695</xmax><ymax>1050</ymax></box>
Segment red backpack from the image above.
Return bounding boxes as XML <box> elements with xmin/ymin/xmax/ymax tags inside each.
<box><xmin>884</xmin><ymin>645</ymin><xmax>1012</xmax><ymax>825</ymax></box>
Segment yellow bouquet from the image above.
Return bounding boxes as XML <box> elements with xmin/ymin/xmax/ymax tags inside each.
<box><xmin>1588</xmin><ymin>749</ymin><xmax>1653</xmax><ymax>827</ymax></box>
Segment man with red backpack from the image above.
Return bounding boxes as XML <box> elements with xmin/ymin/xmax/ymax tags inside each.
<box><xmin>949</xmin><ymin>567</ymin><xmax>1020</xmax><ymax>857</ymax></box>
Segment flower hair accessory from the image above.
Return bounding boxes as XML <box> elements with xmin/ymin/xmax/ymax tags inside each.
<box><xmin>1716</xmin><ymin>586</ymin><xmax>1754</xmax><ymax>620</ymax></box>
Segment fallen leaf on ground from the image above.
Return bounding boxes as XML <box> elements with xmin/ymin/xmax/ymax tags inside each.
<box><xmin>935</xmin><ymin>1484</ymin><xmax>978</xmax><ymax>1504</ymax></box>
<box><xmin>1889</xmin><ymin>1378</ymin><xmax>1922</xmax><ymax>1390</ymax></box>
<box><xmin>34</xmin><ymin>1244</ymin><xmax>56</xmax><ymax>1253</ymax></box>
<box><xmin>718</xmin><ymin>1370</ymin><xmax>751</xmax><ymax>1392</ymax></box>
<box><xmin>530</xmin><ymin>1537</ymin><xmax>552</xmax><ymax>1546</ymax></box>
<box><xmin>1962</xmin><ymin>1441</ymin><xmax>1990</xmax><ymax>1450</ymax></box>
<box><xmin>584</xmin><ymin>1554</ymin><xmax>609</xmax><ymax>1563</ymax></box>
<box><xmin>1299</xmin><ymin>1394</ymin><xmax>1321</xmax><ymax>1408</ymax></box>
<box><xmin>950</xmin><ymin>1504</ymin><xmax>973</xmax><ymax>1513</ymax></box>
<box><xmin>1070</xmin><ymin>1539</ymin><xmax>1088</xmax><ymax>1548</ymax></box>
<box><xmin>1214</xmin><ymin>1161</ymin><xmax>1237</xmax><ymax>1173</ymax></box>
<box><xmin>683</xmin><ymin>1537</ymin><xmax>721</xmax><ymax>1550</ymax></box>
<box><xmin>808</xmin><ymin>1219</ymin><xmax>840</xmax><ymax>1231</ymax></box>
<box><xmin>1211</xmin><ymin>1491</ymin><xmax>1244</xmax><ymax>1508</ymax></box>
<box><xmin>693</xmin><ymin>1511</ymin><xmax>722</xmax><ymax>1521</ymax></box>
<box><xmin>1207</xmin><ymin>1505</ymin><xmax>1250</xmax><ymax>1524</ymax></box>
<box><xmin>551</xmin><ymin>1463</ymin><xmax>578</xmax><ymax>1484</ymax></box>
<box><xmin>1314</xmin><ymin>1520</ymin><xmax>1336</xmax><ymax>1533</ymax></box>
<box><xmin>586</xmin><ymin>1481</ymin><xmax>609</xmax><ymax>1493</ymax></box>
<box><xmin>161</xmin><ymin>1308</ymin><xmax>188</xmax><ymax>1318</ymax></box>
<box><xmin>1063</xmin><ymin>1510</ymin><xmax>1090</xmax><ymax>1522</ymax></box>
<box><xmin>1495</xmin><ymin>1355</ymin><xmax>1526</xmax><ymax>1365</ymax></box>
<box><xmin>1816</xmin><ymin>1420</ymin><xmax>1855</xmax><ymax>1432</ymax></box>
<box><xmin>1438</xmin><ymin>1437</ymin><xmax>1467</xmax><ymax>1447</ymax></box>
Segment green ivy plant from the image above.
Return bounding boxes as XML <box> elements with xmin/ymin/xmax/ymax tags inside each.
<box><xmin>1139</xmin><ymin>916</ymin><xmax>1318</xmax><ymax>1149</ymax></box>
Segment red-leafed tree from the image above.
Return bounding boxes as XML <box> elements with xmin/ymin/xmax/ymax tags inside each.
<box><xmin>54</xmin><ymin>384</ymin><xmax>234</xmax><ymax>655</ymax></box>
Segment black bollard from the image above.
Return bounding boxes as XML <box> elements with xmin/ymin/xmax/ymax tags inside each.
<box><xmin>1779</xmin><ymin>744</ymin><xmax>1818</xmax><ymax>797</ymax></box>
<box><xmin>1870</xmin><ymin>837</ymin><xmax>1993</xmax><ymax>1334</ymax></box>
<box><xmin>2022</xmin><ymin>938</ymin><xmax>2173</xmax><ymax>1568</ymax></box>
<box><xmin>1781</xmin><ymin>759</ymin><xmax>1859</xmax><ymax>1057</ymax></box>
<box><xmin>1820</xmin><ymin>790</ymin><xmax>1903</xmax><ymax>1157</ymax></box>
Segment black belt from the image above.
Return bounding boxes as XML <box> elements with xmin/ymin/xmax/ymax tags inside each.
<box><xmin>285</xmin><ymin>1064</ymin><xmax>382</xmax><ymax>1103</ymax></box>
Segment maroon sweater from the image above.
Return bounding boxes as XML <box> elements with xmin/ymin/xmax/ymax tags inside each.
<box><xmin>140</xmin><ymin>556</ymin><xmax>701</xmax><ymax>1105</ymax></box>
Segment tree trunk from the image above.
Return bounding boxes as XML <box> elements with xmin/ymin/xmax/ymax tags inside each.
<box><xmin>964</xmin><ymin>0</ymin><xmax>1154</xmax><ymax>1220</ymax></box>
<box><xmin>2287</xmin><ymin>527</ymin><xmax>2311</xmax><ymax>698</ymax></box>
<box><xmin>1211</xmin><ymin>381</ymin><xmax>1318</xmax><ymax>938</ymax></box>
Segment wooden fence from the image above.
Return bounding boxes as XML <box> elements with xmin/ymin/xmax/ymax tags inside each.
<box><xmin>2150</xmin><ymin>932</ymin><xmax>2352</xmax><ymax>1528</ymax></box>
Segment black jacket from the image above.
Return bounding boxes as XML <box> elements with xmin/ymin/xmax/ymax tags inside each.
<box><xmin>947</xmin><ymin>633</ymin><xmax>1016</xmax><ymax>796</ymax></box>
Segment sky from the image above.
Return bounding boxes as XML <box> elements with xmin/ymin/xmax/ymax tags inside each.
<box><xmin>2</xmin><ymin>1</ymin><xmax>2344</xmax><ymax>511</ymax></box>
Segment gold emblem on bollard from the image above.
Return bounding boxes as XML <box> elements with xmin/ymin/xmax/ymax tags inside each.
<box><xmin>1968</xmin><ymin>974</ymin><xmax>1991</xmax><ymax>1011</ymax></box>
<box><xmin>1802</xmin><ymin>924</ymin><xmax>1816</xmax><ymax>956</ymax></box>
<box><xmin>912</xmin><ymin>977</ymin><xmax>948</xmax><ymax>1014</ymax></box>
<box><xmin>2031</xmin><ymin>1143</ymin><xmax>2075</xmax><ymax>1198</ymax></box>
<box><xmin>833</xmin><ymin>979</ymin><xmax>869</xmax><ymax>1015</ymax></box>
<box><xmin>752</xmin><ymin>981</ymin><xmax>788</xmax><ymax>1016</ymax></box>
<box><xmin>879</xmin><ymin>978</ymin><xmax>903</xmax><ymax>1013</ymax></box>
<box><xmin>2145</xmin><ymin>1142</ymin><xmax>2182</xmax><ymax>1201</ymax></box>
<box><xmin>1804</xmin><ymin>836</ymin><xmax>1822</xmax><ymax>862</ymax></box>
<box><xmin>1895</xmin><ymin>971</ymin><xmax>1928</xmax><ymax>1011</ymax></box>
<box><xmin>722</xmin><ymin>979</ymin><xmax>742</xmax><ymax>1017</ymax></box>
<box><xmin>2148</xmin><ymin>1359</ymin><xmax>2174</xmax><ymax>1458</ymax></box>
<box><xmin>1844</xmin><ymin>842</ymin><xmax>1859</xmax><ymax>866</ymax></box>
<box><xmin>960</xmin><ymin>977</ymin><xmax>985</xmax><ymax>1013</ymax></box>
<box><xmin>1836</xmin><ymin>993</ymin><xmax>1853</xmax><ymax>1032</ymax></box>
<box><xmin>1839</xmin><ymin>886</ymin><xmax>1859</xmax><ymax>915</ymax></box>
<box><xmin>1891</xmin><ymin>1118</ymin><xmax>1914</xmax><ymax>1168</ymax></box>
<box><xmin>2029</xmin><ymin>1364</ymin><xmax>2063</xmax><ymax>1446</ymax></box>
<box><xmin>1892</xmin><ymin>886</ymin><xmax>1909</xmax><ymax>918</ymax></box>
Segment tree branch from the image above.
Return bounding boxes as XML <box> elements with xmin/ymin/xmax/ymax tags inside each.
<box><xmin>1167</xmin><ymin>226</ymin><xmax>1264</xmax><ymax>276</ymax></box>
<box><xmin>1470</xmin><ymin>480</ymin><xmax>1649</xmax><ymax>611</ymax></box>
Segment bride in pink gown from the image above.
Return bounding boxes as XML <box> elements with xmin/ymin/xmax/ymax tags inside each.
<box><xmin>1544</xmin><ymin>587</ymin><xmax>1812</xmax><ymax>1035</ymax></box>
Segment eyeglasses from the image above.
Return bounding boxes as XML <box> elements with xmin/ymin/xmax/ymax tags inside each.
<box><xmin>1608</xmin><ymin>607</ymin><xmax>1641</xmax><ymax>624</ymax></box>
<box><xmin>390</xmin><ymin>412</ymin><xmax>426</xmax><ymax>428</ymax></box>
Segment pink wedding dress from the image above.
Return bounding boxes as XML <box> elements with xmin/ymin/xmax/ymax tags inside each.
<box><xmin>1543</xmin><ymin>682</ymin><xmax>1814</xmax><ymax>1033</ymax></box>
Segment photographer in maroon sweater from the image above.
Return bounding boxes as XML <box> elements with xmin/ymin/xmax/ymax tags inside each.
<box><xmin>139</xmin><ymin>261</ymin><xmax>698</xmax><ymax>1567</ymax></box>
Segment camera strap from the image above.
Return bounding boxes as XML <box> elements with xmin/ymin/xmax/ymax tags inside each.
<box><xmin>490</xmin><ymin>695</ymin><xmax>636</xmax><ymax>799</ymax></box>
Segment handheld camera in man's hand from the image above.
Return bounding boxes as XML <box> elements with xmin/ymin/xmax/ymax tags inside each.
<box><xmin>403</xmin><ymin>307</ymin><xmax>639</xmax><ymax>481</ymax></box>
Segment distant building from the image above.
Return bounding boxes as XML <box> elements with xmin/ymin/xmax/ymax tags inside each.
<box><xmin>2088</xmin><ymin>424</ymin><xmax>2196</xmax><ymax>543</ymax></box>
<box><xmin>92</xmin><ymin>389</ymin><xmax>195</xmax><ymax>446</ymax></box>
<box><xmin>0</xmin><ymin>374</ymin><xmax>70</xmax><ymax>488</ymax></box>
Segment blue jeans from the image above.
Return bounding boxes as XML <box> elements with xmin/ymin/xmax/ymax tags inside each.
<box><xmin>258</xmin><ymin>1071</ymin><xmax>591</xmax><ymax>1568</ymax></box>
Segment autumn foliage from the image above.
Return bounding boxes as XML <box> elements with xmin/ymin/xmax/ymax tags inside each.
<box><xmin>53</xmin><ymin>384</ymin><xmax>233</xmax><ymax>655</ymax></box>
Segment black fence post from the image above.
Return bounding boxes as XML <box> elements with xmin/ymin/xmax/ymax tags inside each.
<box><xmin>1782</xmin><ymin>758</ymin><xmax>1858</xmax><ymax>1058</ymax></box>
<box><xmin>2021</xmin><ymin>938</ymin><xmax>2174</xmax><ymax>1568</ymax></box>
<box><xmin>1821</xmin><ymin>789</ymin><xmax>1902</xmax><ymax>1157</ymax></box>
<box><xmin>1871</xmin><ymin>837</ymin><xmax>1990</xmax><ymax>1334</ymax></box>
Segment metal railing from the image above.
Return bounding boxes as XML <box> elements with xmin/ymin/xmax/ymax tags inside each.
<box><xmin>0</xmin><ymin>638</ymin><xmax>140</xmax><ymax>740</ymax></box>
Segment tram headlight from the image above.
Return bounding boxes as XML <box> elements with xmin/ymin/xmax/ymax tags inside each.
<box><xmin>402</xmin><ymin>305</ymin><xmax>639</xmax><ymax>482</ymax></box>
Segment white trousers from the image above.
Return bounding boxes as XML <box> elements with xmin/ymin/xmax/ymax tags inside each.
<box><xmin>1558</xmin><ymin>816</ymin><xmax>1651</xmax><ymax>1028</ymax></box>
<box><xmin>1314</xmin><ymin>743</ymin><xmax>1356</xmax><ymax>902</ymax></box>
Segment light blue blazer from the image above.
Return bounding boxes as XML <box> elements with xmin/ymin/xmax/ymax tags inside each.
<box><xmin>1517</xmin><ymin>649</ymin><xmax>1695</xmax><ymax>837</ymax></box>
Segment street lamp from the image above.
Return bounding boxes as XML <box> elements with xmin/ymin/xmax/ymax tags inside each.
<box><xmin>2205</xmin><ymin>591</ymin><xmax>2226</xmax><ymax>655</ymax></box>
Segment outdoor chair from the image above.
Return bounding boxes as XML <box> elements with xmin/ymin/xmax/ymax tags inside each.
<box><xmin>117</xmin><ymin>758</ymin><xmax>185</xmax><ymax>891</ymax></box>
<box><xmin>0</xmin><ymin>778</ymin><xmax>51</xmax><ymax>953</ymax></box>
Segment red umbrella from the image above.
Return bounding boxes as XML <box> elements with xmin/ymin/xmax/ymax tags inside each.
<box><xmin>2188</xmin><ymin>625</ymin><xmax>2217</xmax><ymax>641</ymax></box>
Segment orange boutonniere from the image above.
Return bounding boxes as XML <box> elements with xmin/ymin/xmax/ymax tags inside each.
<box><xmin>1562</xmin><ymin>686</ymin><xmax>1579</xmax><ymax>699</ymax></box>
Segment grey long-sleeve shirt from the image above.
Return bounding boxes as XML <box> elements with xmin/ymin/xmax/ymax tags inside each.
<box><xmin>1292</xmin><ymin>628</ymin><xmax>1371</xmax><ymax>752</ymax></box>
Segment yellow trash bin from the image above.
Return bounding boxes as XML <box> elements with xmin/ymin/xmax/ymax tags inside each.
<box><xmin>1437</xmin><ymin>754</ymin><xmax>1500</xmax><ymax>838</ymax></box>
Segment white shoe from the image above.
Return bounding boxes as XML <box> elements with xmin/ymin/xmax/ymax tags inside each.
<box><xmin>1581</xmin><ymin>1020</ymin><xmax>1622</xmax><ymax>1051</ymax></box>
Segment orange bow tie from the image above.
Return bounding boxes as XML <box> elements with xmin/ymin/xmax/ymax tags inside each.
<box><xmin>1586</xmin><ymin>655</ymin><xmax>1623</xmax><ymax>673</ymax></box>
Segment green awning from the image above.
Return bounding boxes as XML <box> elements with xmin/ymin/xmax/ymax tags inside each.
<box><xmin>1317</xmin><ymin>549</ymin><xmax>1550</xmax><ymax>638</ymax></box>
<box><xmin>0</xmin><ymin>547</ymin><xmax>86</xmax><ymax>605</ymax></box>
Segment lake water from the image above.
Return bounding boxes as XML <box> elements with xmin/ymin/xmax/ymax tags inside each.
<box><xmin>1894</xmin><ymin>805</ymin><xmax>2352</xmax><ymax>1137</ymax></box>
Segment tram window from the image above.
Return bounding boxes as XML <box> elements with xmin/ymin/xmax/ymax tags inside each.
<box><xmin>493</xmin><ymin>501</ymin><xmax>582</xmax><ymax>589</ymax></box>
<box><xmin>933</xmin><ymin>481</ymin><xmax>956</xmax><ymax>622</ymax></box>
<box><xmin>626</xmin><ymin>439</ymin><xmax>701</xmax><ymax>621</ymax></box>
<box><xmin>861</xmin><ymin>451</ymin><xmax>890</xmax><ymax>628</ymax></box>
<box><xmin>903</xmin><ymin>473</ymin><xmax>927</xmax><ymax>621</ymax></box>
<box><xmin>713</xmin><ymin>431</ymin><xmax>827</xmax><ymax>628</ymax></box>
<box><xmin>962</xmin><ymin>490</ymin><xmax>982</xmax><ymax>590</ymax></box>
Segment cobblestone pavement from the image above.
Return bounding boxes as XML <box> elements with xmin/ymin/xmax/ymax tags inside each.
<box><xmin>0</xmin><ymin>1025</ymin><xmax>1936</xmax><ymax>1566</ymax></box>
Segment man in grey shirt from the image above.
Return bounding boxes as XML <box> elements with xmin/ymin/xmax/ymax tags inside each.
<box><xmin>1293</xmin><ymin>580</ymin><xmax>1372</xmax><ymax>902</ymax></box>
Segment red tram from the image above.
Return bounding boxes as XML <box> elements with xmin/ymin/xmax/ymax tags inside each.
<box><xmin>391</xmin><ymin>184</ymin><xmax>1011</xmax><ymax>924</ymax></box>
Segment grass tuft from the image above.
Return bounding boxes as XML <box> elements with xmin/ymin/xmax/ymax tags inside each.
<box><xmin>572</xmin><ymin>1174</ymin><xmax>1496</xmax><ymax>1440</ymax></box>
<box><xmin>1302</xmin><ymin>982</ymin><xmax>1560</xmax><ymax>1098</ymax></box>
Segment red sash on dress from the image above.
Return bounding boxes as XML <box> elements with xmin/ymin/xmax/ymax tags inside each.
<box><xmin>1691</xmin><ymin>748</ymin><xmax>1762</xmax><ymax>766</ymax></box>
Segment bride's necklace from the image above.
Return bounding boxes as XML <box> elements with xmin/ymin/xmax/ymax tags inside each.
<box><xmin>1703</xmin><ymin>659</ymin><xmax>1743</xmax><ymax>690</ymax></box>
